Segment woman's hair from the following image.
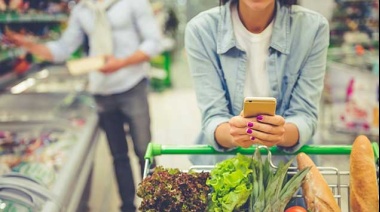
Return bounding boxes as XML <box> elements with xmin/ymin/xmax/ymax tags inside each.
<box><xmin>220</xmin><ymin>0</ymin><xmax>297</xmax><ymax>6</ymax></box>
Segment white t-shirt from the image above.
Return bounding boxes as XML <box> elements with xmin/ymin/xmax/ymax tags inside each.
<box><xmin>231</xmin><ymin>5</ymin><xmax>273</xmax><ymax>97</ymax></box>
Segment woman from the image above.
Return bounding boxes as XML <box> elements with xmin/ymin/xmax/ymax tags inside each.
<box><xmin>185</xmin><ymin>0</ymin><xmax>329</xmax><ymax>165</ymax></box>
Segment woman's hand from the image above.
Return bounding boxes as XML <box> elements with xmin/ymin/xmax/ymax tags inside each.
<box><xmin>99</xmin><ymin>56</ymin><xmax>127</xmax><ymax>74</ymax></box>
<box><xmin>229</xmin><ymin>115</ymin><xmax>286</xmax><ymax>148</ymax></box>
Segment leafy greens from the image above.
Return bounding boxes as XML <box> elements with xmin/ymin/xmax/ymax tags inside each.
<box><xmin>137</xmin><ymin>166</ymin><xmax>210</xmax><ymax>212</ymax></box>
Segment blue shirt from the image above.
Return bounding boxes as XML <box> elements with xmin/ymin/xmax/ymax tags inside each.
<box><xmin>185</xmin><ymin>1</ymin><xmax>330</xmax><ymax>165</ymax></box>
<box><xmin>47</xmin><ymin>0</ymin><xmax>161</xmax><ymax>95</ymax></box>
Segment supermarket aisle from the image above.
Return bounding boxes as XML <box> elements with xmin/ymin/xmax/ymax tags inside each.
<box><xmin>89</xmin><ymin>49</ymin><xmax>201</xmax><ymax>212</ymax></box>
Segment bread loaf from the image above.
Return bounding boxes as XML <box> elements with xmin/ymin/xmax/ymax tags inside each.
<box><xmin>350</xmin><ymin>135</ymin><xmax>379</xmax><ymax>212</ymax></box>
<box><xmin>297</xmin><ymin>153</ymin><xmax>341</xmax><ymax>212</ymax></box>
<box><xmin>66</xmin><ymin>56</ymin><xmax>105</xmax><ymax>76</ymax></box>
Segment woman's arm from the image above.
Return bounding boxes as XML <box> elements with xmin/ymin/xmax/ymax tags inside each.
<box><xmin>280</xmin><ymin>16</ymin><xmax>330</xmax><ymax>151</ymax></box>
<box><xmin>215</xmin><ymin>123</ymin><xmax>235</xmax><ymax>148</ymax></box>
<box><xmin>185</xmin><ymin>19</ymin><xmax>234</xmax><ymax>151</ymax></box>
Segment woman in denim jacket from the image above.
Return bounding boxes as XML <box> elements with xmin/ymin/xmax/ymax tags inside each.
<box><xmin>185</xmin><ymin>0</ymin><xmax>329</xmax><ymax>165</ymax></box>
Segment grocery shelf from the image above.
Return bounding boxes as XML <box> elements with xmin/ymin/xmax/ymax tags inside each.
<box><xmin>0</xmin><ymin>13</ymin><xmax>68</xmax><ymax>24</ymax></box>
<box><xmin>0</xmin><ymin>48</ymin><xmax>25</xmax><ymax>63</ymax></box>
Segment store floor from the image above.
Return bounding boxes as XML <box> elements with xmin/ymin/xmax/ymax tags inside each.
<box><xmin>88</xmin><ymin>49</ymin><xmax>358</xmax><ymax>212</ymax></box>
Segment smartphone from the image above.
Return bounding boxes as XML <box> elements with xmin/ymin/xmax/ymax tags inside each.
<box><xmin>243</xmin><ymin>97</ymin><xmax>277</xmax><ymax>118</ymax></box>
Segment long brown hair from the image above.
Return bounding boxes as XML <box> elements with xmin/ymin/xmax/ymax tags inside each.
<box><xmin>220</xmin><ymin>0</ymin><xmax>297</xmax><ymax>6</ymax></box>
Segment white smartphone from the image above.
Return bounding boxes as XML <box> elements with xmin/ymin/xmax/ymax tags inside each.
<box><xmin>243</xmin><ymin>97</ymin><xmax>277</xmax><ymax>118</ymax></box>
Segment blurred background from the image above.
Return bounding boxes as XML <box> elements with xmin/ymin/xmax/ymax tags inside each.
<box><xmin>0</xmin><ymin>0</ymin><xmax>378</xmax><ymax>211</ymax></box>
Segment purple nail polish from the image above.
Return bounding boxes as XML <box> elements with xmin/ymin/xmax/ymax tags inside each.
<box><xmin>257</xmin><ymin>115</ymin><xmax>263</xmax><ymax>121</ymax></box>
<box><xmin>247</xmin><ymin>122</ymin><xmax>254</xmax><ymax>128</ymax></box>
<box><xmin>250</xmin><ymin>136</ymin><xmax>255</xmax><ymax>141</ymax></box>
<box><xmin>246</xmin><ymin>128</ymin><xmax>253</xmax><ymax>134</ymax></box>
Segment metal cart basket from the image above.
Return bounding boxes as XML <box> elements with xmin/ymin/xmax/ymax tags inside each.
<box><xmin>143</xmin><ymin>143</ymin><xmax>380</xmax><ymax>212</ymax></box>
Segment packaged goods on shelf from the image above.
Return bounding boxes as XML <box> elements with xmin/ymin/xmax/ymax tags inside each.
<box><xmin>330</xmin><ymin>0</ymin><xmax>379</xmax><ymax>47</ymax></box>
<box><xmin>0</xmin><ymin>0</ymin><xmax>71</xmax><ymax>84</ymax></box>
<box><xmin>325</xmin><ymin>52</ymin><xmax>379</xmax><ymax>137</ymax></box>
<box><xmin>0</xmin><ymin>90</ymin><xmax>99</xmax><ymax>212</ymax></box>
<box><xmin>0</xmin><ymin>126</ymin><xmax>78</xmax><ymax>187</ymax></box>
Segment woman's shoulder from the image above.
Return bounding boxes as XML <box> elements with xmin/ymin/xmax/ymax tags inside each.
<box><xmin>289</xmin><ymin>5</ymin><xmax>329</xmax><ymax>27</ymax></box>
<box><xmin>187</xmin><ymin>7</ymin><xmax>221</xmax><ymax>32</ymax></box>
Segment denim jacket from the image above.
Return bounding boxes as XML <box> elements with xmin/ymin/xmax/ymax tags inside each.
<box><xmin>185</xmin><ymin>1</ymin><xmax>330</xmax><ymax>165</ymax></box>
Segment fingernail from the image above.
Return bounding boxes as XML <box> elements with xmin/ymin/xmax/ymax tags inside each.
<box><xmin>247</xmin><ymin>122</ymin><xmax>254</xmax><ymax>128</ymax></box>
<box><xmin>246</xmin><ymin>128</ymin><xmax>253</xmax><ymax>134</ymax></box>
<box><xmin>257</xmin><ymin>115</ymin><xmax>263</xmax><ymax>121</ymax></box>
<box><xmin>250</xmin><ymin>136</ymin><xmax>255</xmax><ymax>141</ymax></box>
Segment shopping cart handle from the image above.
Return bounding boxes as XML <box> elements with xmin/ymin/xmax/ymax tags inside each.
<box><xmin>144</xmin><ymin>142</ymin><xmax>380</xmax><ymax>163</ymax></box>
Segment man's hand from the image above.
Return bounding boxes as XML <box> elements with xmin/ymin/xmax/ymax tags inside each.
<box><xmin>1</xmin><ymin>29</ymin><xmax>53</xmax><ymax>61</ymax></box>
<box><xmin>4</xmin><ymin>31</ymin><xmax>33</xmax><ymax>47</ymax></box>
<box><xmin>99</xmin><ymin>56</ymin><xmax>127</xmax><ymax>74</ymax></box>
<box><xmin>229</xmin><ymin>115</ymin><xmax>286</xmax><ymax>148</ymax></box>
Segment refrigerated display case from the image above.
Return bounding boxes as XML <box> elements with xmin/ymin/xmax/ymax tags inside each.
<box><xmin>0</xmin><ymin>65</ymin><xmax>100</xmax><ymax>212</ymax></box>
<box><xmin>7</xmin><ymin>66</ymin><xmax>88</xmax><ymax>94</ymax></box>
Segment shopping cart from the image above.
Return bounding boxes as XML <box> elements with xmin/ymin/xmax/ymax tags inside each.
<box><xmin>143</xmin><ymin>142</ymin><xmax>379</xmax><ymax>212</ymax></box>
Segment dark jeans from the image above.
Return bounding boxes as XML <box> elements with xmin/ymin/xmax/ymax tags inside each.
<box><xmin>78</xmin><ymin>166</ymin><xmax>93</xmax><ymax>212</ymax></box>
<box><xmin>94</xmin><ymin>78</ymin><xmax>151</xmax><ymax>212</ymax></box>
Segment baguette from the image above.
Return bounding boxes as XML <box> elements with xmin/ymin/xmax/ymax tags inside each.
<box><xmin>350</xmin><ymin>135</ymin><xmax>379</xmax><ymax>212</ymax></box>
<box><xmin>297</xmin><ymin>153</ymin><xmax>341</xmax><ymax>212</ymax></box>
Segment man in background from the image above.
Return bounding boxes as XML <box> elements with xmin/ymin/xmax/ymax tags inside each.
<box><xmin>6</xmin><ymin>0</ymin><xmax>162</xmax><ymax>211</ymax></box>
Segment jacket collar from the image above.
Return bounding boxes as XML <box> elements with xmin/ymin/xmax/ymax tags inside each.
<box><xmin>217</xmin><ymin>0</ymin><xmax>290</xmax><ymax>55</ymax></box>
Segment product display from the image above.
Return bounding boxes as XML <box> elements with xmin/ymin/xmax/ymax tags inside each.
<box><xmin>0</xmin><ymin>173</ymin><xmax>62</xmax><ymax>211</ymax></box>
<box><xmin>0</xmin><ymin>69</ymin><xmax>99</xmax><ymax>212</ymax></box>
<box><xmin>0</xmin><ymin>126</ymin><xmax>78</xmax><ymax>187</ymax></box>
<box><xmin>324</xmin><ymin>55</ymin><xmax>379</xmax><ymax>141</ymax></box>
<box><xmin>324</xmin><ymin>0</ymin><xmax>379</xmax><ymax>142</ymax></box>
<box><xmin>0</xmin><ymin>0</ymin><xmax>70</xmax><ymax>81</ymax></box>
<box><xmin>0</xmin><ymin>0</ymin><xmax>69</xmax><ymax>14</ymax></box>
<box><xmin>8</xmin><ymin>68</ymin><xmax>88</xmax><ymax>93</ymax></box>
<box><xmin>330</xmin><ymin>0</ymin><xmax>379</xmax><ymax>48</ymax></box>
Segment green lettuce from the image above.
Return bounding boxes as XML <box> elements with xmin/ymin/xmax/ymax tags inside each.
<box><xmin>207</xmin><ymin>154</ymin><xmax>253</xmax><ymax>212</ymax></box>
